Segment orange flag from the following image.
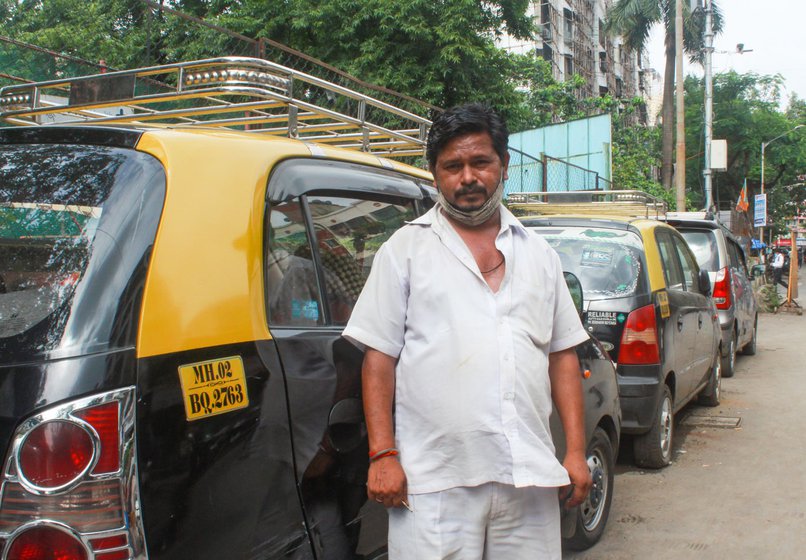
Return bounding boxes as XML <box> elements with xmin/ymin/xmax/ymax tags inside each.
<box><xmin>736</xmin><ymin>179</ymin><xmax>749</xmax><ymax>212</ymax></box>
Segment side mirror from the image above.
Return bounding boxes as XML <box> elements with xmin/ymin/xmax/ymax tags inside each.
<box><xmin>563</xmin><ymin>271</ymin><xmax>584</xmax><ymax>316</ymax></box>
<box><xmin>698</xmin><ymin>268</ymin><xmax>712</xmax><ymax>296</ymax></box>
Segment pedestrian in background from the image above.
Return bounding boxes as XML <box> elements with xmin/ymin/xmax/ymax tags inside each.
<box><xmin>772</xmin><ymin>249</ymin><xmax>788</xmax><ymax>291</ymax></box>
<box><xmin>343</xmin><ymin>103</ymin><xmax>592</xmax><ymax>560</ymax></box>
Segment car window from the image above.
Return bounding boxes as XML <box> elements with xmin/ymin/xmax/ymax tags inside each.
<box><xmin>529</xmin><ymin>226</ymin><xmax>646</xmax><ymax>300</ymax></box>
<box><xmin>0</xmin><ymin>143</ymin><xmax>166</xmax><ymax>363</ymax></box>
<box><xmin>727</xmin><ymin>239</ymin><xmax>748</xmax><ymax>275</ymax></box>
<box><xmin>673</xmin><ymin>235</ymin><xmax>702</xmax><ymax>294</ymax></box>
<box><xmin>679</xmin><ymin>230</ymin><xmax>719</xmax><ymax>272</ymax></box>
<box><xmin>268</xmin><ymin>194</ymin><xmax>415</xmax><ymax>327</ymax></box>
<box><xmin>655</xmin><ymin>230</ymin><xmax>685</xmax><ymax>290</ymax></box>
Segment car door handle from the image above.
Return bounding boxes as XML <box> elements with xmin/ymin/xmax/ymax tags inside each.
<box><xmin>677</xmin><ymin>316</ymin><xmax>684</xmax><ymax>331</ymax></box>
<box><xmin>698</xmin><ymin>314</ymin><xmax>703</xmax><ymax>328</ymax></box>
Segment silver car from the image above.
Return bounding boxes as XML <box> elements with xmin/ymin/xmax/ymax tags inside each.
<box><xmin>665</xmin><ymin>214</ymin><xmax>759</xmax><ymax>377</ymax></box>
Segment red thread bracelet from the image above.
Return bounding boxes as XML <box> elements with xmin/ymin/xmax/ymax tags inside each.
<box><xmin>369</xmin><ymin>447</ymin><xmax>399</xmax><ymax>462</ymax></box>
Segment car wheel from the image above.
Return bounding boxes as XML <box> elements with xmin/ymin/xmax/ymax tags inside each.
<box><xmin>633</xmin><ymin>385</ymin><xmax>674</xmax><ymax>469</ymax></box>
<box><xmin>741</xmin><ymin>316</ymin><xmax>758</xmax><ymax>356</ymax></box>
<box><xmin>565</xmin><ymin>427</ymin><xmax>615</xmax><ymax>551</ymax></box>
<box><xmin>721</xmin><ymin>330</ymin><xmax>736</xmax><ymax>378</ymax></box>
<box><xmin>698</xmin><ymin>348</ymin><xmax>722</xmax><ymax>407</ymax></box>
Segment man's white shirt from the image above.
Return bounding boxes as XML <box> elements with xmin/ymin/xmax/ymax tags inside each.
<box><xmin>343</xmin><ymin>205</ymin><xmax>589</xmax><ymax>494</ymax></box>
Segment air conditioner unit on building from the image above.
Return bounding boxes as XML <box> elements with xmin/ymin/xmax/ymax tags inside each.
<box><xmin>541</xmin><ymin>26</ymin><xmax>553</xmax><ymax>41</ymax></box>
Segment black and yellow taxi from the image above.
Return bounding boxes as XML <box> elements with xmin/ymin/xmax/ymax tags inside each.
<box><xmin>513</xmin><ymin>191</ymin><xmax>721</xmax><ymax>469</ymax></box>
<box><xmin>0</xmin><ymin>58</ymin><xmax>619</xmax><ymax>559</ymax></box>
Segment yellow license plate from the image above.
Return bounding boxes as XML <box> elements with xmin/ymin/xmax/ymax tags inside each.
<box><xmin>178</xmin><ymin>356</ymin><xmax>249</xmax><ymax>421</ymax></box>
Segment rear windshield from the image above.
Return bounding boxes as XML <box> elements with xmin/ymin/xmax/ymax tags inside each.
<box><xmin>0</xmin><ymin>143</ymin><xmax>165</xmax><ymax>363</ymax></box>
<box><xmin>678</xmin><ymin>230</ymin><xmax>719</xmax><ymax>272</ymax></box>
<box><xmin>530</xmin><ymin>225</ymin><xmax>646</xmax><ymax>301</ymax></box>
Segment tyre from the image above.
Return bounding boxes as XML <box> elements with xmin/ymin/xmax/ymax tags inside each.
<box><xmin>565</xmin><ymin>428</ymin><xmax>615</xmax><ymax>551</ymax></box>
<box><xmin>741</xmin><ymin>316</ymin><xmax>758</xmax><ymax>356</ymax></box>
<box><xmin>721</xmin><ymin>330</ymin><xmax>736</xmax><ymax>378</ymax></box>
<box><xmin>698</xmin><ymin>349</ymin><xmax>722</xmax><ymax>407</ymax></box>
<box><xmin>633</xmin><ymin>385</ymin><xmax>674</xmax><ymax>469</ymax></box>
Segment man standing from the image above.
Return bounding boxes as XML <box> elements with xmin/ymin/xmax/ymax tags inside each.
<box><xmin>343</xmin><ymin>103</ymin><xmax>591</xmax><ymax>559</ymax></box>
<box><xmin>772</xmin><ymin>249</ymin><xmax>787</xmax><ymax>291</ymax></box>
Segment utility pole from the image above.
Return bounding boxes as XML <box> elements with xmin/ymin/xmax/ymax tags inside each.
<box><xmin>675</xmin><ymin>0</ymin><xmax>686</xmax><ymax>211</ymax></box>
<box><xmin>702</xmin><ymin>0</ymin><xmax>714</xmax><ymax>212</ymax></box>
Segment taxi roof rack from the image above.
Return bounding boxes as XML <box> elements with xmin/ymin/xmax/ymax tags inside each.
<box><xmin>0</xmin><ymin>56</ymin><xmax>431</xmax><ymax>159</ymax></box>
<box><xmin>508</xmin><ymin>190</ymin><xmax>668</xmax><ymax>220</ymax></box>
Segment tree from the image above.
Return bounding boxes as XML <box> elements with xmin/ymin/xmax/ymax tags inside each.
<box><xmin>606</xmin><ymin>0</ymin><xmax>722</xmax><ymax>192</ymax></box>
<box><xmin>681</xmin><ymin>70</ymin><xmax>805</xmax><ymax>239</ymax></box>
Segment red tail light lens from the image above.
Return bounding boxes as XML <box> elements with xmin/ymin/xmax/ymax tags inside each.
<box><xmin>618</xmin><ymin>304</ymin><xmax>660</xmax><ymax>365</ymax></box>
<box><xmin>712</xmin><ymin>267</ymin><xmax>731</xmax><ymax>310</ymax></box>
<box><xmin>75</xmin><ymin>402</ymin><xmax>120</xmax><ymax>474</ymax></box>
<box><xmin>7</xmin><ymin>525</ymin><xmax>88</xmax><ymax>560</ymax></box>
<box><xmin>19</xmin><ymin>421</ymin><xmax>94</xmax><ymax>489</ymax></box>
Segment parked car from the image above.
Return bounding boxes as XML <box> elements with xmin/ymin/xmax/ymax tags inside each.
<box><xmin>555</xmin><ymin>273</ymin><xmax>621</xmax><ymax>551</ymax></box>
<box><xmin>515</xmin><ymin>191</ymin><xmax>722</xmax><ymax>469</ymax></box>
<box><xmin>664</xmin><ymin>213</ymin><xmax>759</xmax><ymax>377</ymax></box>
<box><xmin>0</xmin><ymin>58</ymin><xmax>618</xmax><ymax>559</ymax></box>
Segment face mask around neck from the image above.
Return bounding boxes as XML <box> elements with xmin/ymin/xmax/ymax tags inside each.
<box><xmin>437</xmin><ymin>174</ymin><xmax>505</xmax><ymax>227</ymax></box>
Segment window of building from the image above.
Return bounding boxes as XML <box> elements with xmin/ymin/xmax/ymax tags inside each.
<box><xmin>563</xmin><ymin>8</ymin><xmax>574</xmax><ymax>43</ymax></box>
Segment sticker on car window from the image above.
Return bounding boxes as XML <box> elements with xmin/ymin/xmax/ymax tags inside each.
<box><xmin>178</xmin><ymin>356</ymin><xmax>249</xmax><ymax>421</ymax></box>
<box><xmin>656</xmin><ymin>291</ymin><xmax>670</xmax><ymax>319</ymax></box>
<box><xmin>581</xmin><ymin>247</ymin><xmax>613</xmax><ymax>267</ymax></box>
<box><xmin>587</xmin><ymin>311</ymin><xmax>619</xmax><ymax>325</ymax></box>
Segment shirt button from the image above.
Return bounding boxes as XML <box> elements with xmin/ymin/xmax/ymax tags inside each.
<box><xmin>504</xmin><ymin>392</ymin><xmax>514</xmax><ymax>400</ymax></box>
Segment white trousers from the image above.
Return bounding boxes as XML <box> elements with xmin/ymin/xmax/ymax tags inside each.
<box><xmin>387</xmin><ymin>482</ymin><xmax>561</xmax><ymax>560</ymax></box>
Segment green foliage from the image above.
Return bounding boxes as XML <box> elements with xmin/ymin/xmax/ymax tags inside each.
<box><xmin>682</xmin><ymin>70</ymin><xmax>805</xmax><ymax>236</ymax></box>
<box><xmin>606</xmin><ymin>0</ymin><xmax>723</xmax><ymax>190</ymax></box>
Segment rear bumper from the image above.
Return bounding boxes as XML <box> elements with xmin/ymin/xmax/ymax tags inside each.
<box><xmin>617</xmin><ymin>365</ymin><xmax>661</xmax><ymax>434</ymax></box>
<box><xmin>717</xmin><ymin>312</ymin><xmax>735</xmax><ymax>356</ymax></box>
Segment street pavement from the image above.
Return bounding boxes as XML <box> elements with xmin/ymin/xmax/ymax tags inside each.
<box><xmin>565</xmin><ymin>272</ymin><xmax>805</xmax><ymax>559</ymax></box>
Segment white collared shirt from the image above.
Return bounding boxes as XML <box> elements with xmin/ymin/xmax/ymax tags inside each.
<box><xmin>343</xmin><ymin>205</ymin><xmax>589</xmax><ymax>494</ymax></box>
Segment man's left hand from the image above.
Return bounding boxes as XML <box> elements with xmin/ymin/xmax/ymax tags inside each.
<box><xmin>561</xmin><ymin>451</ymin><xmax>592</xmax><ymax>509</ymax></box>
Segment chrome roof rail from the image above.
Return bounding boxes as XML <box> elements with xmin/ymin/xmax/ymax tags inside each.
<box><xmin>0</xmin><ymin>57</ymin><xmax>431</xmax><ymax>159</ymax></box>
<box><xmin>508</xmin><ymin>190</ymin><xmax>668</xmax><ymax>220</ymax></box>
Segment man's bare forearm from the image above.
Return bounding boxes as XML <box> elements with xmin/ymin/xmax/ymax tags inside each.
<box><xmin>548</xmin><ymin>347</ymin><xmax>586</xmax><ymax>456</ymax></box>
<box><xmin>363</xmin><ymin>348</ymin><xmax>398</xmax><ymax>452</ymax></box>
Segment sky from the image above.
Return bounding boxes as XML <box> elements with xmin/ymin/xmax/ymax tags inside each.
<box><xmin>646</xmin><ymin>0</ymin><xmax>806</xmax><ymax>108</ymax></box>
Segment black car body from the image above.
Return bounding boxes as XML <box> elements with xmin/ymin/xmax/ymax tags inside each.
<box><xmin>521</xmin><ymin>209</ymin><xmax>721</xmax><ymax>469</ymax></box>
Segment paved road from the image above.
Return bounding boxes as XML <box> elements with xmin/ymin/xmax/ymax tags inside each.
<box><xmin>566</xmin><ymin>281</ymin><xmax>806</xmax><ymax>559</ymax></box>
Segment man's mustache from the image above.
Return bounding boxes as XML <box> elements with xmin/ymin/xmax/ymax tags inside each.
<box><xmin>454</xmin><ymin>184</ymin><xmax>488</xmax><ymax>197</ymax></box>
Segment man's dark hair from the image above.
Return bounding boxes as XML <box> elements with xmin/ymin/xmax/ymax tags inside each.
<box><xmin>426</xmin><ymin>103</ymin><xmax>509</xmax><ymax>169</ymax></box>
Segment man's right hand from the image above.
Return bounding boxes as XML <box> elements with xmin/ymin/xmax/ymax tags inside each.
<box><xmin>367</xmin><ymin>456</ymin><xmax>407</xmax><ymax>508</ymax></box>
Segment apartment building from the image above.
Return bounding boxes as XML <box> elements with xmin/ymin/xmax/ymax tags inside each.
<box><xmin>498</xmin><ymin>0</ymin><xmax>653</xmax><ymax>116</ymax></box>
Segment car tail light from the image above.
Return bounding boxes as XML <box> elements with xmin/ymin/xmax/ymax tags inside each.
<box><xmin>0</xmin><ymin>388</ymin><xmax>143</xmax><ymax>560</ymax></box>
<box><xmin>7</xmin><ymin>525</ymin><xmax>88</xmax><ymax>560</ymax></box>
<box><xmin>712</xmin><ymin>267</ymin><xmax>732</xmax><ymax>310</ymax></box>
<box><xmin>19</xmin><ymin>421</ymin><xmax>95</xmax><ymax>490</ymax></box>
<box><xmin>618</xmin><ymin>304</ymin><xmax>660</xmax><ymax>365</ymax></box>
<box><xmin>74</xmin><ymin>402</ymin><xmax>120</xmax><ymax>474</ymax></box>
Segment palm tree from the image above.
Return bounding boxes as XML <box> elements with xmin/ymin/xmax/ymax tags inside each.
<box><xmin>606</xmin><ymin>0</ymin><xmax>722</xmax><ymax>191</ymax></box>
